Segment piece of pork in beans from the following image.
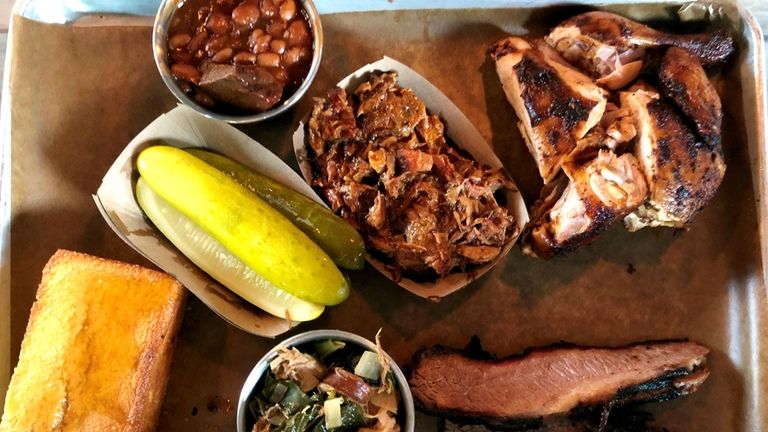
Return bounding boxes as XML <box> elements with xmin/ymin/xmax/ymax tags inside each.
<box><xmin>491</xmin><ymin>37</ymin><xmax>607</xmax><ymax>184</ymax></box>
<box><xmin>199</xmin><ymin>64</ymin><xmax>285</xmax><ymax>111</ymax></box>
<box><xmin>524</xmin><ymin>149</ymin><xmax>647</xmax><ymax>259</ymax></box>
<box><xmin>620</xmin><ymin>84</ymin><xmax>726</xmax><ymax>231</ymax></box>
<box><xmin>545</xmin><ymin>11</ymin><xmax>735</xmax><ymax>90</ymax></box>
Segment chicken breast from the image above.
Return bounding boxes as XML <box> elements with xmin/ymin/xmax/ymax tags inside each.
<box><xmin>620</xmin><ymin>85</ymin><xmax>726</xmax><ymax>231</ymax></box>
<box><xmin>546</xmin><ymin>23</ymin><xmax>646</xmax><ymax>90</ymax></box>
<box><xmin>524</xmin><ymin>150</ymin><xmax>648</xmax><ymax>258</ymax></box>
<box><xmin>567</xmin><ymin>102</ymin><xmax>638</xmax><ymax>160</ymax></box>
<box><xmin>659</xmin><ymin>47</ymin><xmax>723</xmax><ymax>146</ymax></box>
<box><xmin>491</xmin><ymin>37</ymin><xmax>607</xmax><ymax>183</ymax></box>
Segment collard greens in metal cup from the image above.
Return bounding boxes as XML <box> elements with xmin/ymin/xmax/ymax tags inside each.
<box><xmin>237</xmin><ymin>329</ymin><xmax>415</xmax><ymax>432</ymax></box>
<box><xmin>94</xmin><ymin>105</ymin><xmax>335</xmax><ymax>337</ymax></box>
<box><xmin>293</xmin><ymin>57</ymin><xmax>529</xmax><ymax>300</ymax></box>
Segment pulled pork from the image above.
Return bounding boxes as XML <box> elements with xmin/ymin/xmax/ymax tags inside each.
<box><xmin>307</xmin><ymin>72</ymin><xmax>518</xmax><ymax>279</ymax></box>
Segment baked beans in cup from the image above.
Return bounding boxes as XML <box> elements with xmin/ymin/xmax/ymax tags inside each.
<box><xmin>153</xmin><ymin>0</ymin><xmax>322</xmax><ymax>122</ymax></box>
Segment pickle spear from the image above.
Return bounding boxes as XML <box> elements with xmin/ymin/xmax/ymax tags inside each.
<box><xmin>137</xmin><ymin>145</ymin><xmax>349</xmax><ymax>306</ymax></box>
<box><xmin>135</xmin><ymin>178</ymin><xmax>325</xmax><ymax>321</ymax></box>
<box><xmin>185</xmin><ymin>148</ymin><xmax>365</xmax><ymax>270</ymax></box>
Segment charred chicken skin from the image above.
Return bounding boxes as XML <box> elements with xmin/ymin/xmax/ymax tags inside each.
<box><xmin>659</xmin><ymin>47</ymin><xmax>723</xmax><ymax>146</ymax></box>
<box><xmin>308</xmin><ymin>72</ymin><xmax>519</xmax><ymax>278</ymax></box>
<box><xmin>525</xmin><ymin>150</ymin><xmax>648</xmax><ymax>258</ymax></box>
<box><xmin>620</xmin><ymin>85</ymin><xmax>726</xmax><ymax>231</ymax></box>
<box><xmin>491</xmin><ymin>37</ymin><xmax>607</xmax><ymax>183</ymax></box>
<box><xmin>546</xmin><ymin>11</ymin><xmax>734</xmax><ymax>90</ymax></box>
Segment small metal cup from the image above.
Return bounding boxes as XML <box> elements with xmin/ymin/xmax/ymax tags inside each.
<box><xmin>152</xmin><ymin>0</ymin><xmax>323</xmax><ymax>124</ymax></box>
<box><xmin>236</xmin><ymin>329</ymin><xmax>416</xmax><ymax>432</ymax></box>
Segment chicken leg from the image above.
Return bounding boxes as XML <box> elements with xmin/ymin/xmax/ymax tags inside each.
<box><xmin>659</xmin><ymin>47</ymin><xmax>723</xmax><ymax>146</ymax></box>
<box><xmin>620</xmin><ymin>85</ymin><xmax>726</xmax><ymax>231</ymax></box>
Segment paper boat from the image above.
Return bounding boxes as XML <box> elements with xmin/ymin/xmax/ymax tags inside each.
<box><xmin>94</xmin><ymin>105</ymin><xmax>332</xmax><ymax>337</ymax></box>
<box><xmin>293</xmin><ymin>57</ymin><xmax>529</xmax><ymax>300</ymax></box>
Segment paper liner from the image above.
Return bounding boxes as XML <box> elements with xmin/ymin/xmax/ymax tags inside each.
<box><xmin>94</xmin><ymin>105</ymin><xmax>331</xmax><ymax>337</ymax></box>
<box><xmin>292</xmin><ymin>56</ymin><xmax>529</xmax><ymax>300</ymax></box>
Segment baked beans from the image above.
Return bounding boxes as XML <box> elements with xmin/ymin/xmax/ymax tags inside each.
<box><xmin>166</xmin><ymin>0</ymin><xmax>315</xmax><ymax>114</ymax></box>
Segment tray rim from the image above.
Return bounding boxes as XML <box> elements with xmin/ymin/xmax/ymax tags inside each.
<box><xmin>11</xmin><ymin>0</ymin><xmax>762</xmax><ymax>24</ymax></box>
<box><xmin>0</xmin><ymin>0</ymin><xmax>766</xmax><ymax>427</ymax></box>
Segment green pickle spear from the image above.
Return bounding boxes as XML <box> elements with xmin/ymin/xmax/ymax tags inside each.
<box><xmin>137</xmin><ymin>145</ymin><xmax>349</xmax><ymax>306</ymax></box>
<box><xmin>185</xmin><ymin>148</ymin><xmax>365</xmax><ymax>270</ymax></box>
<box><xmin>135</xmin><ymin>178</ymin><xmax>324</xmax><ymax>321</ymax></box>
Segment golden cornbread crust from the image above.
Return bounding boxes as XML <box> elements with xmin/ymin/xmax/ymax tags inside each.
<box><xmin>0</xmin><ymin>250</ymin><xmax>186</xmax><ymax>431</ymax></box>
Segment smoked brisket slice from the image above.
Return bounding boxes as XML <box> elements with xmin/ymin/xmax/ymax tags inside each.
<box><xmin>408</xmin><ymin>341</ymin><xmax>709</xmax><ymax>427</ymax></box>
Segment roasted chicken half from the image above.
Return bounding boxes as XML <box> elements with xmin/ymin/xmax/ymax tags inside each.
<box><xmin>546</xmin><ymin>11</ymin><xmax>735</xmax><ymax>90</ymax></box>
<box><xmin>621</xmin><ymin>85</ymin><xmax>726</xmax><ymax>231</ymax></box>
<box><xmin>494</xmin><ymin>11</ymin><xmax>733</xmax><ymax>257</ymax></box>
<box><xmin>491</xmin><ymin>37</ymin><xmax>607</xmax><ymax>183</ymax></box>
<box><xmin>524</xmin><ymin>150</ymin><xmax>648</xmax><ymax>258</ymax></box>
<box><xmin>660</xmin><ymin>46</ymin><xmax>723</xmax><ymax>146</ymax></box>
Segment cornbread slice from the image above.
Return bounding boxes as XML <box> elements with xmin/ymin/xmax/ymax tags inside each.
<box><xmin>0</xmin><ymin>250</ymin><xmax>186</xmax><ymax>431</ymax></box>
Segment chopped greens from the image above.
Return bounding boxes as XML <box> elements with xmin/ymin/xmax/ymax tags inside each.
<box><xmin>316</xmin><ymin>340</ymin><xmax>346</xmax><ymax>359</ymax></box>
<box><xmin>269</xmin><ymin>382</ymin><xmax>289</xmax><ymax>403</ymax></box>
<box><xmin>248</xmin><ymin>338</ymin><xmax>401</xmax><ymax>432</ymax></box>
<box><xmin>324</xmin><ymin>398</ymin><xmax>343</xmax><ymax>429</ymax></box>
<box><xmin>262</xmin><ymin>380</ymin><xmax>312</xmax><ymax>415</ymax></box>
<box><xmin>277</xmin><ymin>405</ymin><xmax>323</xmax><ymax>432</ymax></box>
<box><xmin>354</xmin><ymin>351</ymin><xmax>381</xmax><ymax>381</ymax></box>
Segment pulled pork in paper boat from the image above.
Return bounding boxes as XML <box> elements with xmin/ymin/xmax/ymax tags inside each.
<box><xmin>306</xmin><ymin>71</ymin><xmax>518</xmax><ymax>280</ymax></box>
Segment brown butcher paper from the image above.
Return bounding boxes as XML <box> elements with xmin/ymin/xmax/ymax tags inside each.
<box><xmin>3</xmin><ymin>4</ymin><xmax>767</xmax><ymax>431</ymax></box>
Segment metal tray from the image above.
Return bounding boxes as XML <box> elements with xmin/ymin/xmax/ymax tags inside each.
<box><xmin>1</xmin><ymin>1</ymin><xmax>766</xmax><ymax>431</ymax></box>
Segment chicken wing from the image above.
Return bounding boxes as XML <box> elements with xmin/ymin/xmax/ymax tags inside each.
<box><xmin>620</xmin><ymin>85</ymin><xmax>726</xmax><ymax>231</ymax></box>
<box><xmin>491</xmin><ymin>37</ymin><xmax>607</xmax><ymax>183</ymax></box>
<box><xmin>659</xmin><ymin>47</ymin><xmax>723</xmax><ymax>146</ymax></box>
<box><xmin>546</xmin><ymin>11</ymin><xmax>735</xmax><ymax>89</ymax></box>
<box><xmin>524</xmin><ymin>150</ymin><xmax>648</xmax><ymax>258</ymax></box>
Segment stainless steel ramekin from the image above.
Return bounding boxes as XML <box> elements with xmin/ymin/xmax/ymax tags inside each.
<box><xmin>236</xmin><ymin>329</ymin><xmax>416</xmax><ymax>432</ymax></box>
<box><xmin>152</xmin><ymin>0</ymin><xmax>323</xmax><ymax>124</ymax></box>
